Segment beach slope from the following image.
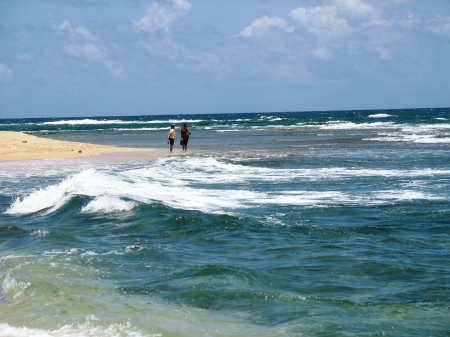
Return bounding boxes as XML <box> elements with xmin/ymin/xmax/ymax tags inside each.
<box><xmin>0</xmin><ymin>131</ymin><xmax>152</xmax><ymax>161</ymax></box>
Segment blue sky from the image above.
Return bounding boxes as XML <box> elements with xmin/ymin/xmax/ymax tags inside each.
<box><xmin>1</xmin><ymin>0</ymin><xmax>450</xmax><ymax>118</ymax></box>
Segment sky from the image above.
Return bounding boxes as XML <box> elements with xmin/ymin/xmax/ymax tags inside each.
<box><xmin>1</xmin><ymin>0</ymin><xmax>450</xmax><ymax>118</ymax></box>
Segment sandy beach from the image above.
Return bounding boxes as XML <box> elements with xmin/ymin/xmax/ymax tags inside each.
<box><xmin>0</xmin><ymin>131</ymin><xmax>154</xmax><ymax>161</ymax></box>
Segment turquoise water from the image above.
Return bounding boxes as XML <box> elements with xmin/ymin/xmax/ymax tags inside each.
<box><xmin>1</xmin><ymin>109</ymin><xmax>449</xmax><ymax>336</ymax></box>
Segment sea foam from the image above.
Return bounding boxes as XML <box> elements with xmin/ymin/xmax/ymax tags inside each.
<box><xmin>81</xmin><ymin>195</ymin><xmax>137</xmax><ymax>213</ymax></box>
<box><xmin>0</xmin><ymin>322</ymin><xmax>155</xmax><ymax>337</ymax></box>
<box><xmin>5</xmin><ymin>158</ymin><xmax>449</xmax><ymax>217</ymax></box>
<box><xmin>41</xmin><ymin>118</ymin><xmax>203</xmax><ymax>125</ymax></box>
<box><xmin>368</xmin><ymin>114</ymin><xmax>393</xmax><ymax>118</ymax></box>
<box><xmin>2</xmin><ymin>276</ymin><xmax>31</xmax><ymax>300</ymax></box>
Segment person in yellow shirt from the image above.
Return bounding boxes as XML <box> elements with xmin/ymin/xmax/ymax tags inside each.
<box><xmin>168</xmin><ymin>124</ymin><xmax>176</xmax><ymax>152</ymax></box>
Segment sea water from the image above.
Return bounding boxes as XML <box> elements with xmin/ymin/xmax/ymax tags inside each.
<box><xmin>0</xmin><ymin>108</ymin><xmax>449</xmax><ymax>336</ymax></box>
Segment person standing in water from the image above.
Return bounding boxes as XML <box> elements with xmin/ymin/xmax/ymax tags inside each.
<box><xmin>168</xmin><ymin>124</ymin><xmax>176</xmax><ymax>152</ymax></box>
<box><xmin>180</xmin><ymin>123</ymin><xmax>191</xmax><ymax>151</ymax></box>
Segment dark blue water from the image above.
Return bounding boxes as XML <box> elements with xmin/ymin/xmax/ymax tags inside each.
<box><xmin>1</xmin><ymin>108</ymin><xmax>449</xmax><ymax>336</ymax></box>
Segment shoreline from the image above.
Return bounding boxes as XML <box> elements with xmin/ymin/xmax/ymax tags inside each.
<box><xmin>0</xmin><ymin>131</ymin><xmax>156</xmax><ymax>161</ymax></box>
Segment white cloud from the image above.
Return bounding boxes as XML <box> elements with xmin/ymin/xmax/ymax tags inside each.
<box><xmin>133</xmin><ymin>0</ymin><xmax>191</xmax><ymax>33</ymax></box>
<box><xmin>139</xmin><ymin>37</ymin><xmax>224</xmax><ymax>75</ymax></box>
<box><xmin>63</xmin><ymin>43</ymin><xmax>107</xmax><ymax>61</ymax></box>
<box><xmin>361</xmin><ymin>19</ymin><xmax>393</xmax><ymax>28</ymax></box>
<box><xmin>0</xmin><ymin>64</ymin><xmax>14</xmax><ymax>82</ymax></box>
<box><xmin>58</xmin><ymin>18</ymin><xmax>71</xmax><ymax>32</ymax></box>
<box><xmin>333</xmin><ymin>0</ymin><xmax>379</xmax><ymax>20</ymax></box>
<box><xmin>103</xmin><ymin>60</ymin><xmax>124</xmax><ymax>79</ymax></box>
<box><xmin>63</xmin><ymin>43</ymin><xmax>123</xmax><ymax>79</ymax></box>
<box><xmin>58</xmin><ymin>19</ymin><xmax>98</xmax><ymax>42</ymax></box>
<box><xmin>14</xmin><ymin>28</ymin><xmax>32</xmax><ymax>42</ymax></box>
<box><xmin>139</xmin><ymin>38</ymin><xmax>181</xmax><ymax>58</ymax></box>
<box><xmin>58</xmin><ymin>19</ymin><xmax>123</xmax><ymax>79</ymax></box>
<box><xmin>234</xmin><ymin>1</ymin><xmax>416</xmax><ymax>69</ymax></box>
<box><xmin>171</xmin><ymin>0</ymin><xmax>191</xmax><ymax>11</ymax></box>
<box><xmin>290</xmin><ymin>6</ymin><xmax>353</xmax><ymax>42</ymax></box>
<box><xmin>239</xmin><ymin>16</ymin><xmax>294</xmax><ymax>37</ymax></box>
<box><xmin>133</xmin><ymin>0</ymin><xmax>223</xmax><ymax>75</ymax></box>
<box><xmin>428</xmin><ymin>16</ymin><xmax>450</xmax><ymax>37</ymax></box>
<box><xmin>400</xmin><ymin>13</ymin><xmax>421</xmax><ymax>30</ymax></box>
<box><xmin>374</xmin><ymin>45</ymin><xmax>391</xmax><ymax>60</ymax></box>
<box><xmin>73</xmin><ymin>26</ymin><xmax>98</xmax><ymax>42</ymax></box>
<box><xmin>313</xmin><ymin>46</ymin><xmax>333</xmax><ymax>60</ymax></box>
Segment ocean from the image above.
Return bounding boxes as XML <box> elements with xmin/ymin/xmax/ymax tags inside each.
<box><xmin>0</xmin><ymin>108</ymin><xmax>449</xmax><ymax>336</ymax></box>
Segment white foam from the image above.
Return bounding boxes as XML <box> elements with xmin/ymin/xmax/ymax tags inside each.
<box><xmin>0</xmin><ymin>322</ymin><xmax>156</xmax><ymax>337</ymax></box>
<box><xmin>5</xmin><ymin>158</ymin><xmax>449</xmax><ymax>216</ymax></box>
<box><xmin>43</xmin><ymin>119</ymin><xmax>128</xmax><ymax>125</ymax></box>
<box><xmin>42</xmin><ymin>248</ymin><xmax>96</xmax><ymax>257</ymax></box>
<box><xmin>258</xmin><ymin>115</ymin><xmax>285</xmax><ymax>121</ymax></box>
<box><xmin>215</xmin><ymin>129</ymin><xmax>243</xmax><ymax>132</ymax></box>
<box><xmin>370</xmin><ymin>136</ymin><xmax>450</xmax><ymax>144</ymax></box>
<box><xmin>31</xmin><ymin>229</ymin><xmax>50</xmax><ymax>236</ymax></box>
<box><xmin>368</xmin><ymin>114</ymin><xmax>393</xmax><ymax>118</ymax></box>
<box><xmin>259</xmin><ymin>191</ymin><xmax>352</xmax><ymax>206</ymax></box>
<box><xmin>81</xmin><ymin>196</ymin><xmax>137</xmax><ymax>213</ymax></box>
<box><xmin>372</xmin><ymin>190</ymin><xmax>442</xmax><ymax>201</ymax></box>
<box><xmin>6</xmin><ymin>185</ymin><xmax>71</xmax><ymax>215</ymax></box>
<box><xmin>41</xmin><ymin>118</ymin><xmax>203</xmax><ymax>126</ymax></box>
<box><xmin>2</xmin><ymin>276</ymin><xmax>31</xmax><ymax>300</ymax></box>
<box><xmin>105</xmin><ymin>246</ymin><xmax>143</xmax><ymax>256</ymax></box>
<box><xmin>367</xmin><ymin>123</ymin><xmax>450</xmax><ymax>143</ymax></box>
<box><xmin>320</xmin><ymin>121</ymin><xmax>397</xmax><ymax>130</ymax></box>
<box><xmin>412</xmin><ymin>136</ymin><xmax>450</xmax><ymax>144</ymax></box>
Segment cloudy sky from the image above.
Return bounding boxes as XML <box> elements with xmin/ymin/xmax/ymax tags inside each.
<box><xmin>1</xmin><ymin>0</ymin><xmax>450</xmax><ymax>118</ymax></box>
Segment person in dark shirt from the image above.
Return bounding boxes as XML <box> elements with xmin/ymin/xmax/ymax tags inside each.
<box><xmin>180</xmin><ymin>123</ymin><xmax>191</xmax><ymax>151</ymax></box>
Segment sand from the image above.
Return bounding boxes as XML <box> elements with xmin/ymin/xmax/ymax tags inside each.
<box><xmin>0</xmin><ymin>131</ymin><xmax>154</xmax><ymax>161</ymax></box>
